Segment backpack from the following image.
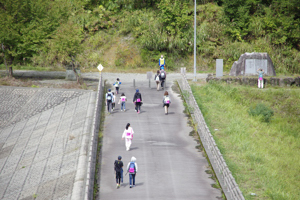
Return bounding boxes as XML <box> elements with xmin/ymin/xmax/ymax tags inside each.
<box><xmin>129</xmin><ymin>162</ymin><xmax>135</xmax><ymax>173</ymax></box>
<box><xmin>161</xmin><ymin>72</ymin><xmax>165</xmax><ymax>78</ymax></box>
<box><xmin>114</xmin><ymin>81</ymin><xmax>119</xmax><ymax>87</ymax></box>
<box><xmin>136</xmin><ymin>93</ymin><xmax>141</xmax><ymax>102</ymax></box>
<box><xmin>155</xmin><ymin>75</ymin><xmax>160</xmax><ymax>81</ymax></box>
<box><xmin>121</xmin><ymin>96</ymin><xmax>126</xmax><ymax>102</ymax></box>
<box><xmin>164</xmin><ymin>96</ymin><xmax>170</xmax><ymax>104</ymax></box>
<box><xmin>107</xmin><ymin>93</ymin><xmax>112</xmax><ymax>101</ymax></box>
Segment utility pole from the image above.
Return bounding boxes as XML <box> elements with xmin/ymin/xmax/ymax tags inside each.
<box><xmin>194</xmin><ymin>0</ymin><xmax>197</xmax><ymax>81</ymax></box>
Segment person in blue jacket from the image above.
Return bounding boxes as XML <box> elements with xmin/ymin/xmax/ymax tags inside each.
<box><xmin>159</xmin><ymin>55</ymin><xmax>165</xmax><ymax>70</ymax></box>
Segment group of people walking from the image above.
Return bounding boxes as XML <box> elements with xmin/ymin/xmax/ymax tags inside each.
<box><xmin>105</xmin><ymin>78</ymin><xmax>143</xmax><ymax>114</ymax></box>
<box><xmin>110</xmin><ymin>55</ymin><xmax>171</xmax><ymax>189</ymax></box>
<box><xmin>114</xmin><ymin>155</ymin><xmax>138</xmax><ymax>189</ymax></box>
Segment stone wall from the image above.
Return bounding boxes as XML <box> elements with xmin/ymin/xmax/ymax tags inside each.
<box><xmin>206</xmin><ymin>75</ymin><xmax>300</xmax><ymax>87</ymax></box>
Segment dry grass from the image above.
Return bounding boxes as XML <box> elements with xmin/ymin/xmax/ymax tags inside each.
<box><xmin>0</xmin><ymin>77</ymin><xmax>87</xmax><ymax>90</ymax></box>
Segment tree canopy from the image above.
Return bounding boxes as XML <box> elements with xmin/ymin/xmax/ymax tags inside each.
<box><xmin>0</xmin><ymin>0</ymin><xmax>299</xmax><ymax>73</ymax></box>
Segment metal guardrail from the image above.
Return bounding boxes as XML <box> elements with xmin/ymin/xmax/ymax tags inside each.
<box><xmin>84</xmin><ymin>74</ymin><xmax>103</xmax><ymax>200</ymax></box>
<box><xmin>177</xmin><ymin>72</ymin><xmax>245</xmax><ymax>200</ymax></box>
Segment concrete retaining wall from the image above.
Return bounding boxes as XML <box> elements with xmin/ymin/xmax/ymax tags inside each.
<box><xmin>178</xmin><ymin>72</ymin><xmax>245</xmax><ymax>200</ymax></box>
<box><xmin>84</xmin><ymin>75</ymin><xmax>103</xmax><ymax>200</ymax></box>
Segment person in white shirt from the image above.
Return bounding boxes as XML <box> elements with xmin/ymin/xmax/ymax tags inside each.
<box><xmin>122</xmin><ymin>123</ymin><xmax>134</xmax><ymax>151</ymax></box>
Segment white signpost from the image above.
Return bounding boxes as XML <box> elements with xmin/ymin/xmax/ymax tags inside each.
<box><xmin>97</xmin><ymin>64</ymin><xmax>104</xmax><ymax>72</ymax></box>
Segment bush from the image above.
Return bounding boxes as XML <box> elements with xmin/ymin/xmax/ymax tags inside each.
<box><xmin>248</xmin><ymin>103</ymin><xmax>274</xmax><ymax>122</ymax></box>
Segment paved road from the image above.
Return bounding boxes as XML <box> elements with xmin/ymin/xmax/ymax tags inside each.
<box><xmin>99</xmin><ymin>74</ymin><xmax>222</xmax><ymax>200</ymax></box>
<box><xmin>0</xmin><ymin>86</ymin><xmax>96</xmax><ymax>200</ymax></box>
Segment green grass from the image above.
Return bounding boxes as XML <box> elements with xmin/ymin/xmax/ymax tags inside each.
<box><xmin>191</xmin><ymin>82</ymin><xmax>300</xmax><ymax>200</ymax></box>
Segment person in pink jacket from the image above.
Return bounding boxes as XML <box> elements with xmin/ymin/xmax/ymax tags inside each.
<box><xmin>122</xmin><ymin>123</ymin><xmax>134</xmax><ymax>151</ymax></box>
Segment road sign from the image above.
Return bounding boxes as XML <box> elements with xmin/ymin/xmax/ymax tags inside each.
<box><xmin>97</xmin><ymin>64</ymin><xmax>104</xmax><ymax>72</ymax></box>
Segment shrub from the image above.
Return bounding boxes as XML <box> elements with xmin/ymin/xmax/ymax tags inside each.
<box><xmin>248</xmin><ymin>103</ymin><xmax>274</xmax><ymax>122</ymax></box>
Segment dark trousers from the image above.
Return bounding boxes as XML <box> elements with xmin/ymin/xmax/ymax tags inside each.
<box><xmin>107</xmin><ymin>100</ymin><xmax>112</xmax><ymax>112</ymax></box>
<box><xmin>129</xmin><ymin>174</ymin><xmax>136</xmax><ymax>186</ymax></box>
<box><xmin>161</xmin><ymin>78</ymin><xmax>165</xmax><ymax>87</ymax></box>
<box><xmin>116</xmin><ymin>171</ymin><xmax>121</xmax><ymax>184</ymax></box>
<box><xmin>135</xmin><ymin>102</ymin><xmax>141</xmax><ymax>112</ymax></box>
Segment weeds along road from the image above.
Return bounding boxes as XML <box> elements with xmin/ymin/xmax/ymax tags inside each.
<box><xmin>98</xmin><ymin>73</ymin><xmax>222</xmax><ymax>200</ymax></box>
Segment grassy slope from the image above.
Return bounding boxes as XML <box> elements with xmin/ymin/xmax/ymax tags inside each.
<box><xmin>191</xmin><ymin>82</ymin><xmax>300</xmax><ymax>200</ymax></box>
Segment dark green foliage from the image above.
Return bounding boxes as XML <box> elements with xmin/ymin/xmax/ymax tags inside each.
<box><xmin>0</xmin><ymin>0</ymin><xmax>299</xmax><ymax>74</ymax></box>
<box><xmin>101</xmin><ymin>0</ymin><xmax>160</xmax><ymax>11</ymax></box>
<box><xmin>0</xmin><ymin>0</ymin><xmax>63</xmax><ymax>62</ymax></box>
<box><xmin>222</xmin><ymin>0</ymin><xmax>300</xmax><ymax>49</ymax></box>
<box><xmin>248</xmin><ymin>103</ymin><xmax>274</xmax><ymax>122</ymax></box>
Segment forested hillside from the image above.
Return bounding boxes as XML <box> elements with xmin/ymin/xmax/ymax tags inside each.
<box><xmin>0</xmin><ymin>0</ymin><xmax>299</xmax><ymax>74</ymax></box>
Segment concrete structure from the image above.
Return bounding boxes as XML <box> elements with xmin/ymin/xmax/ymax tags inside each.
<box><xmin>229</xmin><ymin>52</ymin><xmax>276</xmax><ymax>76</ymax></box>
<box><xmin>0</xmin><ymin>87</ymin><xmax>96</xmax><ymax>200</ymax></box>
<box><xmin>216</xmin><ymin>59</ymin><xmax>223</xmax><ymax>77</ymax></box>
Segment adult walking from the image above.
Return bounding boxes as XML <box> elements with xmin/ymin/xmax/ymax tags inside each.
<box><xmin>127</xmin><ymin>157</ymin><xmax>138</xmax><ymax>188</ymax></box>
<box><xmin>114</xmin><ymin>156</ymin><xmax>123</xmax><ymax>189</ymax></box>
<box><xmin>105</xmin><ymin>89</ymin><xmax>114</xmax><ymax>113</ymax></box>
<box><xmin>160</xmin><ymin>68</ymin><xmax>167</xmax><ymax>89</ymax></box>
<box><xmin>154</xmin><ymin>70</ymin><xmax>161</xmax><ymax>91</ymax></box>
<box><xmin>133</xmin><ymin>89</ymin><xmax>142</xmax><ymax>114</ymax></box>
<box><xmin>257</xmin><ymin>68</ymin><xmax>264</xmax><ymax>88</ymax></box>
<box><xmin>122</xmin><ymin>123</ymin><xmax>134</xmax><ymax>151</ymax></box>
<box><xmin>159</xmin><ymin>55</ymin><xmax>165</xmax><ymax>70</ymax></box>
<box><xmin>163</xmin><ymin>91</ymin><xmax>171</xmax><ymax>115</ymax></box>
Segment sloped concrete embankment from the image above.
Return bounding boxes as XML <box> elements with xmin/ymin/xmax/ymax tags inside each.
<box><xmin>178</xmin><ymin>72</ymin><xmax>245</xmax><ymax>200</ymax></box>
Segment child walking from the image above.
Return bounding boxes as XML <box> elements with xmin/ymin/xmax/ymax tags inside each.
<box><xmin>114</xmin><ymin>156</ymin><xmax>123</xmax><ymax>189</ymax></box>
<box><xmin>163</xmin><ymin>91</ymin><xmax>171</xmax><ymax>115</ymax></box>
<box><xmin>114</xmin><ymin>78</ymin><xmax>121</xmax><ymax>94</ymax></box>
<box><xmin>119</xmin><ymin>93</ymin><xmax>127</xmax><ymax>111</ymax></box>
<box><xmin>112</xmin><ymin>92</ymin><xmax>116</xmax><ymax>111</ymax></box>
<box><xmin>122</xmin><ymin>123</ymin><xmax>134</xmax><ymax>151</ymax></box>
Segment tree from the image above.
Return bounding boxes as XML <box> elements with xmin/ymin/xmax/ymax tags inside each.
<box><xmin>46</xmin><ymin>20</ymin><xmax>84</xmax><ymax>83</ymax></box>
